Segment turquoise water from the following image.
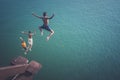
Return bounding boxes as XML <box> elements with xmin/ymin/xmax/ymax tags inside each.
<box><xmin>0</xmin><ymin>0</ymin><xmax>120</xmax><ymax>80</ymax></box>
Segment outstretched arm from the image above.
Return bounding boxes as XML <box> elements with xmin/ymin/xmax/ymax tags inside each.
<box><xmin>32</xmin><ymin>12</ymin><xmax>42</xmax><ymax>19</ymax></box>
<box><xmin>48</xmin><ymin>13</ymin><xmax>55</xmax><ymax>19</ymax></box>
<box><xmin>21</xmin><ymin>31</ymin><xmax>28</xmax><ymax>35</ymax></box>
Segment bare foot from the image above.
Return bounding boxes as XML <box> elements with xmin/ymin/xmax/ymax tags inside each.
<box><xmin>41</xmin><ymin>31</ymin><xmax>43</xmax><ymax>36</ymax></box>
<box><xmin>46</xmin><ymin>36</ymin><xmax>50</xmax><ymax>41</ymax></box>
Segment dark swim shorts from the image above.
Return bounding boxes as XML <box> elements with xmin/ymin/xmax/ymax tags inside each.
<box><xmin>39</xmin><ymin>25</ymin><xmax>52</xmax><ymax>31</ymax></box>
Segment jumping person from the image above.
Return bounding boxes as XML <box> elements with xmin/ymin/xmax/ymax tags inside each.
<box><xmin>21</xmin><ymin>31</ymin><xmax>36</xmax><ymax>51</ymax></box>
<box><xmin>32</xmin><ymin>12</ymin><xmax>54</xmax><ymax>41</ymax></box>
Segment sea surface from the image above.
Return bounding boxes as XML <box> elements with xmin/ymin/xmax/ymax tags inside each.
<box><xmin>0</xmin><ymin>0</ymin><xmax>120</xmax><ymax>80</ymax></box>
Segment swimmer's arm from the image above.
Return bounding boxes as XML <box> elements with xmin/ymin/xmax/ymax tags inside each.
<box><xmin>21</xmin><ymin>31</ymin><xmax>28</xmax><ymax>35</ymax></box>
<box><xmin>48</xmin><ymin>14</ymin><xmax>55</xmax><ymax>19</ymax></box>
<box><xmin>32</xmin><ymin>12</ymin><xmax>43</xmax><ymax>19</ymax></box>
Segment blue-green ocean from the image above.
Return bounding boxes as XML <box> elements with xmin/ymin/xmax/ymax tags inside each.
<box><xmin>0</xmin><ymin>0</ymin><xmax>120</xmax><ymax>80</ymax></box>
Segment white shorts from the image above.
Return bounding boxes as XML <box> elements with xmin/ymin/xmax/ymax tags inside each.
<box><xmin>28</xmin><ymin>38</ymin><xmax>33</xmax><ymax>46</ymax></box>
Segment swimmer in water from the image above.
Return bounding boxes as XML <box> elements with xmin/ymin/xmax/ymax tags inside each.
<box><xmin>21</xmin><ymin>30</ymin><xmax>36</xmax><ymax>51</ymax></box>
<box><xmin>32</xmin><ymin>12</ymin><xmax>55</xmax><ymax>41</ymax></box>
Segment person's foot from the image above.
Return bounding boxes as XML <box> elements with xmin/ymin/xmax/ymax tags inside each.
<box><xmin>41</xmin><ymin>31</ymin><xmax>43</xmax><ymax>36</ymax></box>
<box><xmin>46</xmin><ymin>36</ymin><xmax>50</xmax><ymax>41</ymax></box>
<box><xmin>24</xmin><ymin>52</ymin><xmax>27</xmax><ymax>55</ymax></box>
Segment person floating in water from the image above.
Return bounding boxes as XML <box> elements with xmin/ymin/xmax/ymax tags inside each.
<box><xmin>21</xmin><ymin>31</ymin><xmax>36</xmax><ymax>51</ymax></box>
<box><xmin>32</xmin><ymin>12</ymin><xmax>55</xmax><ymax>41</ymax></box>
<box><xmin>19</xmin><ymin>37</ymin><xmax>28</xmax><ymax>54</ymax></box>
